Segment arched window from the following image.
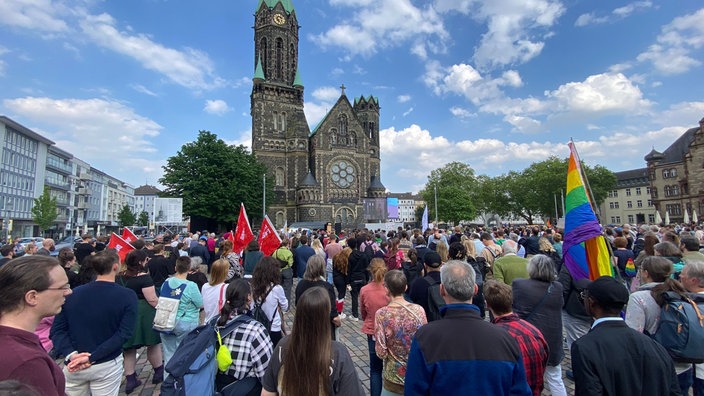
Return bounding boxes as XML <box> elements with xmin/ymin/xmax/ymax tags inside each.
<box><xmin>275</xmin><ymin>167</ymin><xmax>285</xmax><ymax>186</ymax></box>
<box><xmin>279</xmin><ymin>112</ymin><xmax>286</xmax><ymax>131</ymax></box>
<box><xmin>260</xmin><ymin>38</ymin><xmax>268</xmax><ymax>76</ymax></box>
<box><xmin>276</xmin><ymin>211</ymin><xmax>284</xmax><ymax>228</ymax></box>
<box><xmin>275</xmin><ymin>38</ymin><xmax>284</xmax><ymax>80</ymax></box>
<box><xmin>290</xmin><ymin>43</ymin><xmax>296</xmax><ymax>83</ymax></box>
<box><xmin>338</xmin><ymin>114</ymin><xmax>348</xmax><ymax>136</ymax></box>
<box><xmin>273</xmin><ymin>111</ymin><xmax>278</xmax><ymax>131</ymax></box>
<box><xmin>369</xmin><ymin>122</ymin><xmax>375</xmax><ymax>140</ymax></box>
<box><xmin>330</xmin><ymin>128</ymin><xmax>338</xmax><ymax>145</ymax></box>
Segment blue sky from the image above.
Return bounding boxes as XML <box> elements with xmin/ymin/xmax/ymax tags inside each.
<box><xmin>1</xmin><ymin>0</ymin><xmax>703</xmax><ymax>194</ymax></box>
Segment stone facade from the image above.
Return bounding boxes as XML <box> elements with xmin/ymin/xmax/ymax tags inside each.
<box><xmin>250</xmin><ymin>0</ymin><xmax>384</xmax><ymax>229</ymax></box>
<box><xmin>645</xmin><ymin>118</ymin><xmax>704</xmax><ymax>224</ymax></box>
<box><xmin>598</xmin><ymin>168</ymin><xmax>654</xmax><ymax>226</ymax></box>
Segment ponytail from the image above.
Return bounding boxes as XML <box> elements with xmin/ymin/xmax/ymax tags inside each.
<box><xmin>216</xmin><ymin>279</ymin><xmax>250</xmax><ymax>326</ymax></box>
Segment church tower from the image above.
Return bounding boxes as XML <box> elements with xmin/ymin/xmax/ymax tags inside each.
<box><xmin>251</xmin><ymin>0</ymin><xmax>310</xmax><ymax>226</ymax></box>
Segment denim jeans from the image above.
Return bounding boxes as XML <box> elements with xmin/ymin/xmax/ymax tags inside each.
<box><xmin>368</xmin><ymin>335</ymin><xmax>383</xmax><ymax>396</ymax></box>
<box><xmin>679</xmin><ymin>368</ymin><xmax>693</xmax><ymax>396</ymax></box>
<box><xmin>351</xmin><ymin>280</ymin><xmax>364</xmax><ymax>318</ymax></box>
<box><xmin>280</xmin><ymin>267</ymin><xmax>293</xmax><ymax>310</ymax></box>
<box><xmin>160</xmin><ymin>320</ymin><xmax>198</xmax><ymax>366</ymax></box>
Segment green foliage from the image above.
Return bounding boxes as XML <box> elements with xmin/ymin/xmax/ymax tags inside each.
<box><xmin>117</xmin><ymin>204</ymin><xmax>136</xmax><ymax>227</ymax></box>
<box><xmin>159</xmin><ymin>130</ymin><xmax>272</xmax><ymax>228</ymax></box>
<box><xmin>31</xmin><ymin>187</ymin><xmax>58</xmax><ymax>235</ymax></box>
<box><xmin>137</xmin><ymin>211</ymin><xmax>149</xmax><ymax>226</ymax></box>
<box><xmin>414</xmin><ymin>205</ymin><xmax>426</xmax><ymax>226</ymax></box>
<box><xmin>419</xmin><ymin>162</ymin><xmax>478</xmax><ymax>224</ymax></box>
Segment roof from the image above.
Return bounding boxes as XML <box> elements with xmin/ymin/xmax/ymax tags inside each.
<box><xmin>644</xmin><ymin>147</ymin><xmax>664</xmax><ymax>162</ymax></box>
<box><xmin>253</xmin><ymin>55</ymin><xmax>265</xmax><ymax>80</ymax></box>
<box><xmin>0</xmin><ymin>116</ymin><xmax>55</xmax><ymax>145</ymax></box>
<box><xmin>368</xmin><ymin>175</ymin><xmax>386</xmax><ymax>191</ymax></box>
<box><xmin>293</xmin><ymin>68</ymin><xmax>303</xmax><ymax>87</ymax></box>
<box><xmin>256</xmin><ymin>0</ymin><xmax>294</xmax><ymax>14</ymax></box>
<box><xmin>298</xmin><ymin>171</ymin><xmax>318</xmax><ymax>187</ymax></box>
<box><xmin>653</xmin><ymin>126</ymin><xmax>699</xmax><ymax>164</ymax></box>
<box><xmin>614</xmin><ymin>168</ymin><xmax>649</xmax><ymax>188</ymax></box>
<box><xmin>134</xmin><ymin>184</ymin><xmax>162</xmax><ymax>195</ymax></box>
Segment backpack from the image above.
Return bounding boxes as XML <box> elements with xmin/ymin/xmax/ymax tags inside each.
<box><xmin>362</xmin><ymin>241</ymin><xmax>375</xmax><ymax>261</ymax></box>
<box><xmin>251</xmin><ymin>288</ymin><xmax>276</xmax><ymax>333</ymax></box>
<box><xmin>624</xmin><ymin>258</ymin><xmax>636</xmax><ymax>277</ymax></box>
<box><xmin>161</xmin><ymin>315</ymin><xmax>255</xmax><ymax>396</ymax></box>
<box><xmin>383</xmin><ymin>251</ymin><xmax>400</xmax><ymax>271</ymax></box>
<box><xmin>425</xmin><ymin>275</ymin><xmax>445</xmax><ymax>322</ymax></box>
<box><xmin>153</xmin><ymin>281</ymin><xmax>188</xmax><ymax>333</ymax></box>
<box><xmin>651</xmin><ymin>292</ymin><xmax>704</xmax><ymax>363</ymax></box>
<box><xmin>402</xmin><ymin>260</ymin><xmax>423</xmax><ymax>291</ymax></box>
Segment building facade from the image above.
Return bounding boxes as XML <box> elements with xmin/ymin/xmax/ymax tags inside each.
<box><xmin>645</xmin><ymin>117</ymin><xmax>704</xmax><ymax>224</ymax></box>
<box><xmin>598</xmin><ymin>168</ymin><xmax>654</xmax><ymax>226</ymax></box>
<box><xmin>250</xmin><ymin>0</ymin><xmax>385</xmax><ymax>229</ymax></box>
<box><xmin>134</xmin><ymin>184</ymin><xmax>161</xmax><ymax>223</ymax></box>
<box><xmin>45</xmin><ymin>146</ymin><xmax>73</xmax><ymax>237</ymax></box>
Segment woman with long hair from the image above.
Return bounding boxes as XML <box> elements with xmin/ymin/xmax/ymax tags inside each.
<box><xmin>375</xmin><ymin>270</ymin><xmax>427</xmax><ymax>395</ymax></box>
<box><xmin>435</xmin><ymin>240</ymin><xmax>449</xmax><ymax>263</ymax></box>
<box><xmin>332</xmin><ymin>245</ymin><xmax>352</xmax><ymax>318</ymax></box>
<box><xmin>625</xmin><ymin>255</ymin><xmax>692</xmax><ymax>392</ymax></box>
<box><xmin>201</xmin><ymin>258</ymin><xmax>230</xmax><ymax>322</ymax></box>
<box><xmin>655</xmin><ymin>241</ymin><xmax>685</xmax><ymax>279</ymax></box>
<box><xmin>295</xmin><ymin>255</ymin><xmax>341</xmax><ymax>339</ymax></box>
<box><xmin>219</xmin><ymin>239</ymin><xmax>243</xmax><ymax>281</ymax></box>
<box><xmin>216</xmin><ymin>279</ymin><xmax>273</xmax><ymax>394</ymax></box>
<box><xmin>311</xmin><ymin>238</ymin><xmax>326</xmax><ymax>258</ymax></box>
<box><xmin>634</xmin><ymin>232</ymin><xmax>659</xmax><ymax>268</ymax></box>
<box><xmin>538</xmin><ymin>237</ymin><xmax>562</xmax><ymax>274</ymax></box>
<box><xmin>384</xmin><ymin>238</ymin><xmax>404</xmax><ymax>271</ymax></box>
<box><xmin>251</xmin><ymin>257</ymin><xmax>289</xmax><ymax>347</ymax></box>
<box><xmin>261</xmin><ymin>287</ymin><xmax>364</xmax><ymax>396</ymax></box>
<box><xmin>116</xmin><ymin>249</ymin><xmax>163</xmax><ymax>393</ymax></box>
<box><xmin>359</xmin><ymin>259</ymin><xmax>390</xmax><ymax>396</ymax></box>
<box><xmin>243</xmin><ymin>240</ymin><xmax>264</xmax><ymax>280</ymax></box>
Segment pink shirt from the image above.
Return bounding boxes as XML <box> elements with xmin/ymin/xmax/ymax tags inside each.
<box><xmin>360</xmin><ymin>282</ymin><xmax>390</xmax><ymax>335</ymax></box>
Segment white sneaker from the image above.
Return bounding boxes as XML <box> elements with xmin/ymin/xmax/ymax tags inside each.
<box><xmin>351</xmin><ymin>316</ymin><xmax>359</xmax><ymax>321</ymax></box>
<box><xmin>339</xmin><ymin>313</ymin><xmax>347</xmax><ymax>319</ymax></box>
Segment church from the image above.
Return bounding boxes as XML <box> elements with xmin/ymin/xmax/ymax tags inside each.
<box><xmin>250</xmin><ymin>0</ymin><xmax>386</xmax><ymax>229</ymax></box>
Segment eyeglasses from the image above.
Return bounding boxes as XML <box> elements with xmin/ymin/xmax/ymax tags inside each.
<box><xmin>45</xmin><ymin>284</ymin><xmax>71</xmax><ymax>292</ymax></box>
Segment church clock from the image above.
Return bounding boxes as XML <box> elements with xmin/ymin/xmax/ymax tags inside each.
<box><xmin>273</xmin><ymin>13</ymin><xmax>286</xmax><ymax>25</ymax></box>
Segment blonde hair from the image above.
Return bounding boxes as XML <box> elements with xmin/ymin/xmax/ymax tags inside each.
<box><xmin>369</xmin><ymin>258</ymin><xmax>387</xmax><ymax>283</ymax></box>
<box><xmin>436</xmin><ymin>240</ymin><xmax>449</xmax><ymax>262</ymax></box>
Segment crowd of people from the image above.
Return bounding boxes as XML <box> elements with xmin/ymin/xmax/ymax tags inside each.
<box><xmin>1</xmin><ymin>222</ymin><xmax>704</xmax><ymax>395</ymax></box>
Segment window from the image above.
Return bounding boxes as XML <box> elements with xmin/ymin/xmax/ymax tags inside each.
<box><xmin>613</xmin><ymin>191</ymin><xmax>618</xmax><ymax>198</ymax></box>
<box><xmin>628</xmin><ymin>215</ymin><xmax>634</xmax><ymax>224</ymax></box>
<box><xmin>636</xmin><ymin>187</ymin><xmax>642</xmax><ymax>195</ymax></box>
<box><xmin>275</xmin><ymin>38</ymin><xmax>283</xmax><ymax>80</ymax></box>
<box><xmin>637</xmin><ymin>200</ymin><xmax>643</xmax><ymax>208</ymax></box>
<box><xmin>615</xmin><ymin>202</ymin><xmax>619</xmax><ymax>209</ymax></box>
<box><xmin>626</xmin><ymin>188</ymin><xmax>631</xmax><ymax>196</ymax></box>
<box><xmin>608</xmin><ymin>191</ymin><xmax>614</xmax><ymax>198</ymax></box>
<box><xmin>611</xmin><ymin>216</ymin><xmax>617</xmax><ymax>223</ymax></box>
<box><xmin>627</xmin><ymin>201</ymin><xmax>633</xmax><ymax>208</ymax></box>
<box><xmin>648</xmin><ymin>214</ymin><xmax>655</xmax><ymax>223</ymax></box>
<box><xmin>616</xmin><ymin>216</ymin><xmax>621</xmax><ymax>224</ymax></box>
<box><xmin>651</xmin><ymin>187</ymin><xmax>658</xmax><ymax>198</ymax></box>
<box><xmin>275</xmin><ymin>167</ymin><xmax>285</xmax><ymax>187</ymax></box>
<box><xmin>648</xmin><ymin>200</ymin><xmax>653</xmax><ymax>206</ymax></box>
<box><xmin>279</xmin><ymin>112</ymin><xmax>286</xmax><ymax>131</ymax></box>
<box><xmin>671</xmin><ymin>168</ymin><xmax>677</xmax><ymax>177</ymax></box>
<box><xmin>663</xmin><ymin>169</ymin><xmax>670</xmax><ymax>178</ymax></box>
<box><xmin>609</xmin><ymin>202</ymin><xmax>615</xmax><ymax>209</ymax></box>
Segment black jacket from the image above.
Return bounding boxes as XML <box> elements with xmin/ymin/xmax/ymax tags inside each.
<box><xmin>347</xmin><ymin>250</ymin><xmax>369</xmax><ymax>283</ymax></box>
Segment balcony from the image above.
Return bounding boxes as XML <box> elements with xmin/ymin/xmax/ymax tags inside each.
<box><xmin>46</xmin><ymin>158</ymin><xmax>72</xmax><ymax>175</ymax></box>
<box><xmin>77</xmin><ymin>187</ymin><xmax>92</xmax><ymax>195</ymax></box>
<box><xmin>44</xmin><ymin>178</ymin><xmax>70</xmax><ymax>191</ymax></box>
<box><xmin>77</xmin><ymin>202</ymin><xmax>89</xmax><ymax>210</ymax></box>
<box><xmin>78</xmin><ymin>171</ymin><xmax>90</xmax><ymax>180</ymax></box>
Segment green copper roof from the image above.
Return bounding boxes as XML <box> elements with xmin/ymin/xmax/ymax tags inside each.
<box><xmin>256</xmin><ymin>0</ymin><xmax>294</xmax><ymax>14</ymax></box>
<box><xmin>293</xmin><ymin>68</ymin><xmax>303</xmax><ymax>87</ymax></box>
<box><xmin>253</xmin><ymin>55</ymin><xmax>265</xmax><ymax>80</ymax></box>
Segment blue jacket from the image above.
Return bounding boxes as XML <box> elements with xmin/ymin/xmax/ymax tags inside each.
<box><xmin>405</xmin><ymin>304</ymin><xmax>531</xmax><ymax>395</ymax></box>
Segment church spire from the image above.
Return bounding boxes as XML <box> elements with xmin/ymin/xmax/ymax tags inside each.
<box><xmin>254</xmin><ymin>55</ymin><xmax>265</xmax><ymax>81</ymax></box>
<box><xmin>293</xmin><ymin>68</ymin><xmax>303</xmax><ymax>87</ymax></box>
<box><xmin>256</xmin><ymin>0</ymin><xmax>295</xmax><ymax>14</ymax></box>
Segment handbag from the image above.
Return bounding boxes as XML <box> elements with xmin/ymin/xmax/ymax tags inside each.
<box><xmin>216</xmin><ymin>329</ymin><xmax>232</xmax><ymax>372</ymax></box>
<box><xmin>153</xmin><ymin>281</ymin><xmax>188</xmax><ymax>333</ymax></box>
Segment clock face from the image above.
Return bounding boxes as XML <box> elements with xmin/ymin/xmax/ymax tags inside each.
<box><xmin>273</xmin><ymin>14</ymin><xmax>286</xmax><ymax>25</ymax></box>
<box><xmin>331</xmin><ymin>160</ymin><xmax>355</xmax><ymax>188</ymax></box>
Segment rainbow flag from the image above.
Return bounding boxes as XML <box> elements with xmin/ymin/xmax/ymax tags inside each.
<box><xmin>563</xmin><ymin>141</ymin><xmax>613</xmax><ymax>280</ymax></box>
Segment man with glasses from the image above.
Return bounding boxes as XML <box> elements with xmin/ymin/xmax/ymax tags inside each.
<box><xmin>51</xmin><ymin>250</ymin><xmax>138</xmax><ymax>396</ymax></box>
<box><xmin>0</xmin><ymin>255</ymin><xmax>73</xmax><ymax>395</ymax></box>
<box><xmin>571</xmin><ymin>276</ymin><xmax>680</xmax><ymax>396</ymax></box>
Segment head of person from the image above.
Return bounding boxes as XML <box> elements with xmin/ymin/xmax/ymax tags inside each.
<box><xmin>415</xmin><ymin>236</ymin><xmax>427</xmax><ymax>246</ymax></box>
<box><xmin>82</xmin><ymin>233</ymin><xmax>92</xmax><ymax>242</ymax></box>
<box><xmin>613</xmin><ymin>236</ymin><xmax>628</xmax><ymax>249</ymax></box>
<box><xmin>681</xmin><ymin>261</ymin><xmax>704</xmax><ymax>292</ymax></box>
<box><xmin>424</xmin><ymin>251</ymin><xmax>442</xmax><ymax>272</ymax></box>
<box><xmin>303</xmin><ymin>254</ymin><xmax>326</xmax><ymax>281</ymax></box>
<box><xmin>283</xmin><ymin>286</ymin><xmax>332</xmax><ymax>395</ymax></box>
<box><xmin>152</xmin><ymin>244</ymin><xmax>164</xmax><ymax>255</ymax></box>
<box><xmin>484</xmin><ymin>280</ymin><xmax>513</xmax><ymax>317</ymax></box>
<box><xmin>93</xmin><ymin>250</ymin><xmax>120</xmax><ymax>275</ymax></box>
<box><xmin>640</xmin><ymin>255</ymin><xmax>673</xmax><ymax>283</ymax></box>
<box><xmin>0</xmin><ymin>255</ymin><xmax>70</xmax><ymax>319</ymax></box>
<box><xmin>199</xmin><ymin>236</ymin><xmax>207</xmax><ymax>245</ymax></box>
<box><xmin>42</xmin><ymin>238</ymin><xmax>55</xmax><ymax>251</ymax></box>
<box><xmin>448</xmin><ymin>242</ymin><xmax>467</xmax><ymax>261</ymax></box>
<box><xmin>299</xmin><ymin>234</ymin><xmax>309</xmax><ymax>246</ymax></box>
<box><xmin>538</xmin><ymin>237</ymin><xmax>554</xmax><ymax>252</ymax></box>
<box><xmin>251</xmin><ymin>257</ymin><xmax>282</xmax><ymax>301</ymax></box>
<box><xmin>527</xmin><ymin>254</ymin><xmax>556</xmax><ymax>282</ymax></box>
<box><xmin>131</xmin><ymin>239</ymin><xmax>146</xmax><ymax>250</ymax></box>
<box><xmin>209</xmin><ymin>258</ymin><xmax>230</xmax><ymax>286</ymax></box>
<box><xmin>220</xmin><ymin>239</ymin><xmax>233</xmax><ymax>255</ymax></box>
<box><xmin>461</xmin><ymin>238</ymin><xmax>477</xmax><ymax>258</ymax></box>
<box><xmin>480</xmin><ymin>232</ymin><xmax>493</xmax><ymax>246</ymax></box>
<box><xmin>553</xmin><ymin>232</ymin><xmax>562</xmax><ymax>243</ymax></box>
<box><xmin>502</xmin><ymin>239</ymin><xmax>518</xmax><ymax>255</ymax></box>
<box><xmin>654</xmin><ymin>241</ymin><xmax>682</xmax><ymax>258</ymax></box>
<box><xmin>247</xmin><ymin>240</ymin><xmax>260</xmax><ymax>252</ymax></box>
<box><xmin>23</xmin><ymin>242</ymin><xmax>38</xmax><ymax>255</ymax></box>
<box><xmin>217</xmin><ymin>279</ymin><xmax>252</xmax><ymax>326</ymax></box>
<box><xmin>440</xmin><ymin>260</ymin><xmax>476</xmax><ymax>304</ymax></box>
<box><xmin>123</xmin><ymin>249</ymin><xmax>148</xmax><ymax>276</ymax></box>
<box><xmin>345</xmin><ymin>236</ymin><xmax>357</xmax><ymax>250</ymax></box>
<box><xmin>663</xmin><ymin>231</ymin><xmax>680</xmax><ymax>247</ymax></box>
<box><xmin>175</xmin><ymin>256</ymin><xmax>191</xmax><ymax>275</ymax></box>
<box><xmin>368</xmin><ymin>258</ymin><xmax>387</xmax><ymax>284</ymax></box>
<box><xmin>582</xmin><ymin>276</ymin><xmax>629</xmax><ymax>318</ymax></box>
<box><xmin>311</xmin><ymin>238</ymin><xmax>323</xmax><ymax>251</ymax></box>
<box><xmin>190</xmin><ymin>256</ymin><xmax>203</xmax><ymax>272</ymax></box>
<box><xmin>384</xmin><ymin>269</ymin><xmax>407</xmax><ymax>298</ymax></box>
<box><xmin>56</xmin><ymin>247</ymin><xmax>75</xmax><ymax>268</ymax></box>
<box><xmin>406</xmin><ymin>248</ymin><xmax>418</xmax><ymax>264</ymax></box>
<box><xmin>436</xmin><ymin>240</ymin><xmax>449</xmax><ymax>262</ymax></box>
<box><xmin>681</xmin><ymin>235</ymin><xmax>700</xmax><ymax>253</ymax></box>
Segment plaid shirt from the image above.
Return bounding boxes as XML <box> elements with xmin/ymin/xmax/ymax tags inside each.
<box><xmin>221</xmin><ymin>315</ymin><xmax>273</xmax><ymax>381</ymax></box>
<box><xmin>493</xmin><ymin>313</ymin><xmax>549</xmax><ymax>396</ymax></box>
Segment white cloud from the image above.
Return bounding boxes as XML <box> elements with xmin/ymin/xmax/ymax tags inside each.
<box><xmin>423</xmin><ymin>61</ymin><xmax>522</xmax><ymax>105</ymax></box>
<box><xmin>613</xmin><ymin>1</ymin><xmax>653</xmax><ymax>17</ymax></box>
<box><xmin>311</xmin><ymin>0</ymin><xmax>448</xmax><ymax>59</ymax></box>
<box><xmin>0</xmin><ymin>0</ymin><xmax>70</xmax><ymax>33</ymax></box>
<box><xmin>312</xmin><ymin>86</ymin><xmax>341</xmax><ymax>102</ymax></box>
<box><xmin>203</xmin><ymin>99</ymin><xmax>231</xmax><ymax>116</ymax></box>
<box><xmin>546</xmin><ymin>73</ymin><xmax>652</xmax><ymax>114</ymax></box>
<box><xmin>397</xmin><ymin>94</ymin><xmax>412</xmax><ymax>103</ymax></box>
<box><xmin>79</xmin><ymin>13</ymin><xmax>225</xmax><ymax>90</ymax></box>
<box><xmin>575</xmin><ymin>2</ymin><xmax>652</xmax><ymax>27</ymax></box>
<box><xmin>575</xmin><ymin>13</ymin><xmax>609</xmax><ymax>27</ymax></box>
<box><xmin>449</xmin><ymin>107</ymin><xmax>474</xmax><ymax>118</ymax></box>
<box><xmin>3</xmin><ymin>96</ymin><xmax>164</xmax><ymax>183</ymax></box>
<box><xmin>130</xmin><ymin>84</ymin><xmax>157</xmax><ymax>96</ymax></box>
<box><xmin>637</xmin><ymin>8</ymin><xmax>704</xmax><ymax>74</ymax></box>
<box><xmin>402</xmin><ymin>107</ymin><xmax>414</xmax><ymax>117</ymax></box>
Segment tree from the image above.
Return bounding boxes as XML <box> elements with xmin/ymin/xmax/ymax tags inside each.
<box><xmin>32</xmin><ymin>187</ymin><xmax>58</xmax><ymax>236</ymax></box>
<box><xmin>160</xmin><ymin>131</ymin><xmax>272</xmax><ymax>229</ymax></box>
<box><xmin>117</xmin><ymin>204</ymin><xmax>136</xmax><ymax>227</ymax></box>
<box><xmin>414</xmin><ymin>205</ymin><xmax>426</xmax><ymax>227</ymax></box>
<box><xmin>136</xmin><ymin>211</ymin><xmax>149</xmax><ymax>226</ymax></box>
<box><xmin>419</xmin><ymin>162</ymin><xmax>478</xmax><ymax>224</ymax></box>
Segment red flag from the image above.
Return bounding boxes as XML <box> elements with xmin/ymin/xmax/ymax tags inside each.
<box><xmin>121</xmin><ymin>227</ymin><xmax>139</xmax><ymax>244</ymax></box>
<box><xmin>258</xmin><ymin>215</ymin><xmax>282</xmax><ymax>256</ymax></box>
<box><xmin>233</xmin><ymin>203</ymin><xmax>254</xmax><ymax>254</ymax></box>
<box><xmin>107</xmin><ymin>233</ymin><xmax>135</xmax><ymax>263</ymax></box>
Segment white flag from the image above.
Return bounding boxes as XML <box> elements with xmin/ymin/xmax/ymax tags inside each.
<box><xmin>422</xmin><ymin>205</ymin><xmax>429</xmax><ymax>232</ymax></box>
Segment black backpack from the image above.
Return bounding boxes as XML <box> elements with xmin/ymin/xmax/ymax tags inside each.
<box><xmin>362</xmin><ymin>241</ymin><xmax>375</xmax><ymax>261</ymax></box>
<box><xmin>251</xmin><ymin>288</ymin><xmax>276</xmax><ymax>333</ymax></box>
<box><xmin>425</xmin><ymin>275</ymin><xmax>445</xmax><ymax>322</ymax></box>
<box><xmin>402</xmin><ymin>260</ymin><xmax>423</xmax><ymax>291</ymax></box>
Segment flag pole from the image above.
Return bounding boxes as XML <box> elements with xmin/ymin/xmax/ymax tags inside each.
<box><xmin>570</xmin><ymin>140</ymin><xmax>601</xmax><ymax>221</ymax></box>
<box><xmin>434</xmin><ymin>184</ymin><xmax>438</xmax><ymax>225</ymax></box>
<box><xmin>263</xmin><ymin>174</ymin><xmax>266</xmax><ymax>219</ymax></box>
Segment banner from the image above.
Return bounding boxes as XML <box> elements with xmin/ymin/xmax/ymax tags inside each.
<box><xmin>258</xmin><ymin>215</ymin><xmax>282</xmax><ymax>256</ymax></box>
<box><xmin>121</xmin><ymin>227</ymin><xmax>139</xmax><ymax>244</ymax></box>
<box><xmin>233</xmin><ymin>203</ymin><xmax>254</xmax><ymax>254</ymax></box>
<box><xmin>107</xmin><ymin>233</ymin><xmax>135</xmax><ymax>263</ymax></box>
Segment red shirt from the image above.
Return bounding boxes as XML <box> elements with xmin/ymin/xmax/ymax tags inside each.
<box><xmin>360</xmin><ymin>282</ymin><xmax>390</xmax><ymax>335</ymax></box>
<box><xmin>492</xmin><ymin>313</ymin><xmax>549</xmax><ymax>396</ymax></box>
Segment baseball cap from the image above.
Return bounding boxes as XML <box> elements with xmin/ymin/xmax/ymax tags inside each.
<box><xmin>586</xmin><ymin>276</ymin><xmax>629</xmax><ymax>306</ymax></box>
<box><xmin>199</xmin><ymin>236</ymin><xmax>208</xmax><ymax>241</ymax></box>
<box><xmin>424</xmin><ymin>251</ymin><xmax>442</xmax><ymax>268</ymax></box>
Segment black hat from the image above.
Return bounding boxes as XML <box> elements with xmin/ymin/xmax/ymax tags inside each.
<box><xmin>586</xmin><ymin>276</ymin><xmax>629</xmax><ymax>306</ymax></box>
<box><xmin>424</xmin><ymin>251</ymin><xmax>442</xmax><ymax>268</ymax></box>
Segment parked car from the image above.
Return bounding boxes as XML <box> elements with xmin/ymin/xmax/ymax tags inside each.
<box><xmin>53</xmin><ymin>235</ymin><xmax>81</xmax><ymax>255</ymax></box>
<box><xmin>16</xmin><ymin>237</ymin><xmax>44</xmax><ymax>251</ymax></box>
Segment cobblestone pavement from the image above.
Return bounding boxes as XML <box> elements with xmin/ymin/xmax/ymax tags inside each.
<box><xmin>117</xmin><ymin>286</ymin><xmax>577</xmax><ymax>395</ymax></box>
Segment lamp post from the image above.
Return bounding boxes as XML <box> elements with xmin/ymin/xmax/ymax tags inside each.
<box><xmin>434</xmin><ymin>184</ymin><xmax>438</xmax><ymax>226</ymax></box>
